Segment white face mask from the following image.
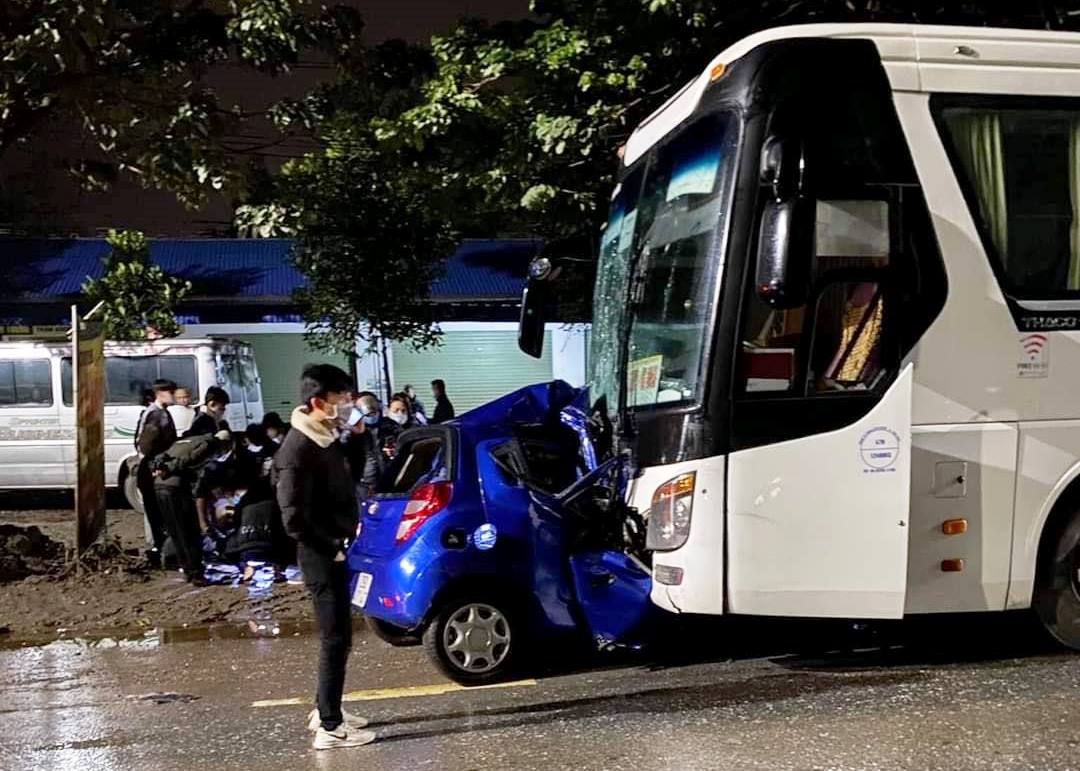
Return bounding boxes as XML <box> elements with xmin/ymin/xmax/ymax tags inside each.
<box><xmin>389</xmin><ymin>411</ymin><xmax>408</xmax><ymax>426</ymax></box>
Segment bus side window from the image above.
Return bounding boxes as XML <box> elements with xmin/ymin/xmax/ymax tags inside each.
<box><xmin>739</xmin><ymin>199</ymin><xmax>892</xmax><ymax>396</ymax></box>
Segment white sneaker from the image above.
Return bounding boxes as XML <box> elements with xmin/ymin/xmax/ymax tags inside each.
<box><xmin>307</xmin><ymin>708</ymin><xmax>370</xmax><ymax>732</ymax></box>
<box><xmin>313</xmin><ymin>726</ymin><xmax>376</xmax><ymax>750</ymax></box>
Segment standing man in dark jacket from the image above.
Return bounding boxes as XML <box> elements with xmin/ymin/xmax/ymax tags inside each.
<box><xmin>430</xmin><ymin>379</ymin><xmax>455</xmax><ymax>423</ymax></box>
<box><xmin>135</xmin><ymin>379</ymin><xmax>178</xmax><ymax>566</ymax></box>
<box><xmin>185</xmin><ymin>386</ymin><xmax>230</xmax><ymax>437</ymax></box>
<box><xmin>274</xmin><ymin>364</ymin><xmax>375</xmax><ymax>750</ymax></box>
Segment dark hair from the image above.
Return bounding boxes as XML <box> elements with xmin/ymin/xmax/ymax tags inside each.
<box><xmin>203</xmin><ymin>386</ymin><xmax>230</xmax><ymax>406</ymax></box>
<box><xmin>245</xmin><ymin>423</ymin><xmax>268</xmax><ymax>446</ymax></box>
<box><xmin>261</xmin><ymin>411</ymin><xmax>286</xmax><ymax>431</ymax></box>
<box><xmin>152</xmin><ymin>378</ymin><xmax>178</xmax><ymax>394</ymax></box>
<box><xmin>431</xmin><ymin>379</ymin><xmax>446</xmax><ymax>392</ymax></box>
<box><xmin>300</xmin><ymin>364</ymin><xmax>353</xmax><ymax>405</ymax></box>
<box><xmin>356</xmin><ymin>391</ymin><xmax>377</xmax><ymax>401</ymax></box>
<box><xmin>140</xmin><ymin>388</ymin><xmax>155</xmax><ymax>407</ymax></box>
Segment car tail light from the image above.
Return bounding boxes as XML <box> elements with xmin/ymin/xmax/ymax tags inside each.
<box><xmin>646</xmin><ymin>472</ymin><xmax>696</xmax><ymax>551</ymax></box>
<box><xmin>395</xmin><ymin>482</ymin><xmax>453</xmax><ymax>544</ymax></box>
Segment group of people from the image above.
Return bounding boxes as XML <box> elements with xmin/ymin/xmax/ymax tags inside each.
<box><xmin>132</xmin><ymin>377</ymin><xmax>456</xmax><ymax>589</ymax></box>
<box><xmin>133</xmin><ymin>381</ymin><xmax>292</xmax><ymax>586</ymax></box>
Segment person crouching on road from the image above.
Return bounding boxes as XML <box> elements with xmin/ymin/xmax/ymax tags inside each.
<box><xmin>273</xmin><ymin>364</ymin><xmax>376</xmax><ymax>750</ymax></box>
<box><xmin>152</xmin><ymin>429</ymin><xmax>233</xmax><ymax>586</ymax></box>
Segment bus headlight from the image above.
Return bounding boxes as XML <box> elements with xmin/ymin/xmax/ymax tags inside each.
<box><xmin>645</xmin><ymin>472</ymin><xmax>695</xmax><ymax>551</ymax></box>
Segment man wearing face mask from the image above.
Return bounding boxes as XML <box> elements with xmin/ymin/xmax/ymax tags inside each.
<box><xmin>347</xmin><ymin>392</ymin><xmax>398</xmax><ymax>499</ymax></box>
<box><xmin>185</xmin><ymin>386</ymin><xmax>231</xmax><ymax>438</ymax></box>
<box><xmin>273</xmin><ymin>364</ymin><xmax>375</xmax><ymax>750</ymax></box>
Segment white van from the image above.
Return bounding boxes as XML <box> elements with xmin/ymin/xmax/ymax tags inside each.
<box><xmin>0</xmin><ymin>337</ymin><xmax>263</xmax><ymax>490</ymax></box>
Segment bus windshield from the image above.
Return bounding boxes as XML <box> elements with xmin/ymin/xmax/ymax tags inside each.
<box><xmin>589</xmin><ymin>111</ymin><xmax>738</xmax><ymax>415</ymax></box>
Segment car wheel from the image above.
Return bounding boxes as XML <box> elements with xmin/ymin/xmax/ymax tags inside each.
<box><xmin>123</xmin><ymin>470</ymin><xmax>145</xmax><ymax>516</ymax></box>
<box><xmin>423</xmin><ymin>594</ymin><xmax>519</xmax><ymax>685</ymax></box>
<box><xmin>1034</xmin><ymin>511</ymin><xmax>1080</xmax><ymax>649</ymax></box>
<box><xmin>366</xmin><ymin>617</ymin><xmax>421</xmax><ymax>647</ymax></box>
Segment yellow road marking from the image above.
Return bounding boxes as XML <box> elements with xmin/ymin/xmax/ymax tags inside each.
<box><xmin>252</xmin><ymin>679</ymin><xmax>537</xmax><ymax>708</ymax></box>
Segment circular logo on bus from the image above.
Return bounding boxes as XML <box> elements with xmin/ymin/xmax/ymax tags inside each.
<box><xmin>859</xmin><ymin>427</ymin><xmax>900</xmax><ymax>471</ymax></box>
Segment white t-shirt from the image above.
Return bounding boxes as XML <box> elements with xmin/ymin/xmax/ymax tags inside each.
<box><xmin>167</xmin><ymin>404</ymin><xmax>196</xmax><ymax>434</ymax></box>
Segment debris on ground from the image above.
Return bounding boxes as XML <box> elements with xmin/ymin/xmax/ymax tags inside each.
<box><xmin>0</xmin><ymin>524</ymin><xmax>66</xmax><ymax>582</ymax></box>
<box><xmin>127</xmin><ymin>692</ymin><xmax>201</xmax><ymax>705</ymax></box>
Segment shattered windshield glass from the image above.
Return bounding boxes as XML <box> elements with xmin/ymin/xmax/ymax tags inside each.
<box><xmin>588</xmin><ymin>111</ymin><xmax>738</xmax><ymax>414</ymax></box>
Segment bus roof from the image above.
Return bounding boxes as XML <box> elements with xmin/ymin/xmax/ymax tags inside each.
<box><xmin>624</xmin><ymin>22</ymin><xmax>1080</xmax><ymax>166</ymax></box>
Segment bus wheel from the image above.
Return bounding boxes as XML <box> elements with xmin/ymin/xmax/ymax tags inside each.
<box><xmin>1034</xmin><ymin>512</ymin><xmax>1080</xmax><ymax>650</ymax></box>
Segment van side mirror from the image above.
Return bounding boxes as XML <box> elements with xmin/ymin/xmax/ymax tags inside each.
<box><xmin>519</xmin><ymin>257</ymin><xmax>555</xmax><ymax>358</ymax></box>
<box><xmin>755</xmin><ymin>198</ymin><xmax>815</xmax><ymax>309</ymax></box>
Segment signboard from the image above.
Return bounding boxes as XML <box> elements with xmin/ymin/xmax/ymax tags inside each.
<box><xmin>72</xmin><ymin>306</ymin><xmax>107</xmax><ymax>556</ymax></box>
<box><xmin>626</xmin><ymin>354</ymin><xmax>663</xmax><ymax>407</ymax></box>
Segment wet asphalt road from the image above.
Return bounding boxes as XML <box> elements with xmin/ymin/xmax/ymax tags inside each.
<box><xmin>2</xmin><ymin>615</ymin><xmax>1080</xmax><ymax>771</ymax></box>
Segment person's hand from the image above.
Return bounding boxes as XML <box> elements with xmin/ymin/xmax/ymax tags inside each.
<box><xmin>333</xmin><ymin>551</ymin><xmax>346</xmax><ymax>563</ymax></box>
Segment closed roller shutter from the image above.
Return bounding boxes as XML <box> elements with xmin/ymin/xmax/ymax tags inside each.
<box><xmin>391</xmin><ymin>330</ymin><xmax>552</xmax><ymax>414</ymax></box>
<box><xmin>246</xmin><ymin>334</ymin><xmax>351</xmax><ymax>413</ymax></box>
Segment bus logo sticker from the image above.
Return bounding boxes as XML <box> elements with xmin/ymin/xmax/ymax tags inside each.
<box><xmin>1017</xmin><ymin>333</ymin><xmax>1049</xmax><ymax>379</ymax></box>
<box><xmin>860</xmin><ymin>427</ymin><xmax>900</xmax><ymax>473</ymax></box>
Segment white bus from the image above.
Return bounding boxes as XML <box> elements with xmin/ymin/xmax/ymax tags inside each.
<box><xmin>521</xmin><ymin>24</ymin><xmax>1080</xmax><ymax>649</ymax></box>
<box><xmin>0</xmin><ymin>337</ymin><xmax>263</xmax><ymax>491</ymax></box>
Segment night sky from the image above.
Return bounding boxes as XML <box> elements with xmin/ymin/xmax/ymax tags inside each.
<box><xmin>2</xmin><ymin>1</ymin><xmax>532</xmax><ymax>236</ymax></box>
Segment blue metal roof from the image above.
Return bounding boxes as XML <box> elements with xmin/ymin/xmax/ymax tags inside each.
<box><xmin>0</xmin><ymin>237</ymin><xmax>540</xmax><ymax>302</ymax></box>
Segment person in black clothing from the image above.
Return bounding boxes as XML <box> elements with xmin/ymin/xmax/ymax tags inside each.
<box><xmin>262</xmin><ymin>411</ymin><xmax>289</xmax><ymax>446</ymax></box>
<box><xmin>135</xmin><ymin>379</ymin><xmax>178</xmax><ymax>566</ymax></box>
<box><xmin>193</xmin><ymin>430</ymin><xmax>248</xmax><ymax>538</ymax></box>
<box><xmin>430</xmin><ymin>379</ymin><xmax>455</xmax><ymax>423</ymax></box>
<box><xmin>186</xmin><ymin>386</ymin><xmax>230</xmax><ymax>437</ymax></box>
<box><xmin>343</xmin><ymin>392</ymin><xmax>399</xmax><ymax>501</ymax></box>
<box><xmin>152</xmin><ymin>429</ymin><xmax>232</xmax><ymax>585</ymax></box>
<box><xmin>274</xmin><ymin>364</ymin><xmax>375</xmax><ymax>750</ymax></box>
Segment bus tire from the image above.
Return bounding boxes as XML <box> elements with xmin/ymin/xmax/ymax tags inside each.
<box><xmin>1033</xmin><ymin>510</ymin><xmax>1080</xmax><ymax>650</ymax></box>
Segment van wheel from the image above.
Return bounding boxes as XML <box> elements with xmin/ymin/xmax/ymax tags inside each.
<box><xmin>123</xmin><ymin>469</ymin><xmax>145</xmax><ymax>516</ymax></box>
<box><xmin>367</xmin><ymin>618</ymin><xmax>421</xmax><ymax>647</ymax></box>
<box><xmin>1034</xmin><ymin>511</ymin><xmax>1080</xmax><ymax>649</ymax></box>
<box><xmin>423</xmin><ymin>594</ymin><xmax>519</xmax><ymax>685</ymax></box>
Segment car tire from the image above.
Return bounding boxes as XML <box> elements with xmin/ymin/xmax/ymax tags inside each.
<box><xmin>123</xmin><ymin>468</ymin><xmax>145</xmax><ymax>516</ymax></box>
<box><xmin>423</xmin><ymin>593</ymin><xmax>520</xmax><ymax>685</ymax></box>
<box><xmin>1033</xmin><ymin>510</ymin><xmax>1080</xmax><ymax>650</ymax></box>
<box><xmin>366</xmin><ymin>617</ymin><xmax>421</xmax><ymax>647</ymax></box>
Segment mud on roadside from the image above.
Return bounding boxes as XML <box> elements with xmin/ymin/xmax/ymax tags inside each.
<box><xmin>0</xmin><ymin>507</ymin><xmax>312</xmax><ymax>644</ymax></box>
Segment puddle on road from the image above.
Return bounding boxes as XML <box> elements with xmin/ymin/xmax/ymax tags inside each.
<box><xmin>0</xmin><ymin>618</ymin><xmax>347</xmax><ymax>651</ymax></box>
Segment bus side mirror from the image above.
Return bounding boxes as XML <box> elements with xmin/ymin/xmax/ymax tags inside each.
<box><xmin>519</xmin><ymin>257</ymin><xmax>555</xmax><ymax>358</ymax></box>
<box><xmin>755</xmin><ymin>197</ymin><xmax>815</xmax><ymax>309</ymax></box>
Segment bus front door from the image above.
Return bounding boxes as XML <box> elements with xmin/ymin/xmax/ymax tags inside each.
<box><xmin>724</xmin><ymin>365</ymin><xmax>913</xmax><ymax>619</ymax></box>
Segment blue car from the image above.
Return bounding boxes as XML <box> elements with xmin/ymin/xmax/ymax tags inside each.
<box><xmin>347</xmin><ymin>381</ymin><xmax>653</xmax><ymax>685</ymax></box>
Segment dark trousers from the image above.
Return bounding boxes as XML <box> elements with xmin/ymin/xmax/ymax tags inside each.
<box><xmin>136</xmin><ymin>460</ymin><xmax>167</xmax><ymax>551</ymax></box>
<box><xmin>154</xmin><ymin>484</ymin><xmax>204</xmax><ymax>578</ymax></box>
<box><xmin>299</xmin><ymin>545</ymin><xmax>352</xmax><ymax>731</ymax></box>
